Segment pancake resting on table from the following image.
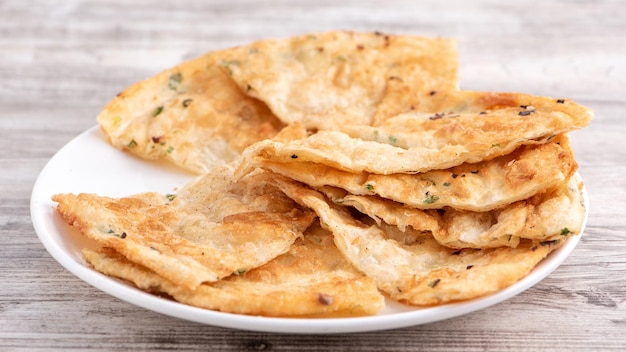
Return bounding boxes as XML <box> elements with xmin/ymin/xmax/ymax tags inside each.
<box><xmin>53</xmin><ymin>30</ymin><xmax>593</xmax><ymax>316</ymax></box>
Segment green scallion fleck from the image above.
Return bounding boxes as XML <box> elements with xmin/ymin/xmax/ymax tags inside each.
<box><xmin>166</xmin><ymin>194</ymin><xmax>176</xmax><ymax>201</ymax></box>
<box><xmin>166</xmin><ymin>146</ymin><xmax>174</xmax><ymax>154</ymax></box>
<box><xmin>152</xmin><ymin>106</ymin><xmax>164</xmax><ymax>117</ymax></box>
<box><xmin>423</xmin><ymin>194</ymin><xmax>439</xmax><ymax>204</ymax></box>
<box><xmin>560</xmin><ymin>228</ymin><xmax>572</xmax><ymax>236</ymax></box>
<box><xmin>168</xmin><ymin>72</ymin><xmax>183</xmax><ymax>90</ymax></box>
<box><xmin>127</xmin><ymin>139</ymin><xmax>138</xmax><ymax>148</ymax></box>
<box><xmin>220</xmin><ymin>60</ymin><xmax>240</xmax><ymax>76</ymax></box>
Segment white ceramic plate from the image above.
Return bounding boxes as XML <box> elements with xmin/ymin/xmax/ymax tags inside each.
<box><xmin>31</xmin><ymin>126</ymin><xmax>587</xmax><ymax>334</ymax></box>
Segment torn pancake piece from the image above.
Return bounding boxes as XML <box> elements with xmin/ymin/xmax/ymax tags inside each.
<box><xmin>52</xmin><ymin>166</ymin><xmax>316</xmax><ymax>290</ymax></box>
<box><xmin>323</xmin><ymin>174</ymin><xmax>586</xmax><ymax>249</ymax></box>
<box><xmin>97</xmin><ymin>51</ymin><xmax>285</xmax><ymax>174</ymax></box>
<box><xmin>273</xmin><ymin>178</ymin><xmax>568</xmax><ymax>306</ymax></box>
<box><xmin>218</xmin><ymin>30</ymin><xmax>458</xmax><ymax>130</ymax></box>
<box><xmin>82</xmin><ymin>221</ymin><xmax>384</xmax><ymax>317</ymax></box>
<box><xmin>256</xmin><ymin>134</ymin><xmax>577</xmax><ymax>212</ymax></box>
<box><xmin>243</xmin><ymin>92</ymin><xmax>592</xmax><ymax>175</ymax></box>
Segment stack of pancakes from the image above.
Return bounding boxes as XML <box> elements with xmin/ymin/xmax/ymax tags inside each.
<box><xmin>53</xmin><ymin>31</ymin><xmax>592</xmax><ymax>317</ymax></box>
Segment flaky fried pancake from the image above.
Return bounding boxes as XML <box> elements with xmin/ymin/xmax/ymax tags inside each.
<box><xmin>217</xmin><ymin>30</ymin><xmax>458</xmax><ymax>129</ymax></box>
<box><xmin>242</xmin><ymin>92</ymin><xmax>592</xmax><ymax>175</ymax></box>
<box><xmin>253</xmin><ymin>134</ymin><xmax>576</xmax><ymax>211</ymax></box>
<box><xmin>371</xmin><ymin>90</ymin><xmax>593</xmax><ymax>127</ymax></box>
<box><xmin>273</xmin><ymin>177</ymin><xmax>565</xmax><ymax>306</ymax></box>
<box><xmin>323</xmin><ymin>174</ymin><xmax>585</xmax><ymax>249</ymax></box>
<box><xmin>53</xmin><ymin>166</ymin><xmax>315</xmax><ymax>290</ymax></box>
<box><xmin>82</xmin><ymin>221</ymin><xmax>384</xmax><ymax>317</ymax></box>
<box><xmin>57</xmin><ymin>31</ymin><xmax>594</xmax><ymax>316</ymax></box>
<box><xmin>97</xmin><ymin>52</ymin><xmax>285</xmax><ymax>174</ymax></box>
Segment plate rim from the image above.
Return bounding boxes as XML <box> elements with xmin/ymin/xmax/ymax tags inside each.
<box><xmin>30</xmin><ymin>125</ymin><xmax>587</xmax><ymax>334</ymax></box>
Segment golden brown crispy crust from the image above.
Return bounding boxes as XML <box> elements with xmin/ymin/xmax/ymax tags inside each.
<box><xmin>243</xmin><ymin>91</ymin><xmax>592</xmax><ymax>175</ymax></box>
<box><xmin>271</xmin><ymin>176</ymin><xmax>565</xmax><ymax>306</ymax></box>
<box><xmin>393</xmin><ymin>239</ymin><xmax>561</xmax><ymax>306</ymax></box>
<box><xmin>97</xmin><ymin>53</ymin><xmax>284</xmax><ymax>174</ymax></box>
<box><xmin>323</xmin><ymin>175</ymin><xmax>585</xmax><ymax>249</ymax></box>
<box><xmin>218</xmin><ymin>30</ymin><xmax>459</xmax><ymax>130</ymax></box>
<box><xmin>66</xmin><ymin>31</ymin><xmax>592</xmax><ymax>315</ymax></box>
<box><xmin>97</xmin><ymin>31</ymin><xmax>459</xmax><ymax>174</ymax></box>
<box><xmin>255</xmin><ymin>134</ymin><xmax>577</xmax><ymax>212</ymax></box>
<box><xmin>82</xmin><ymin>221</ymin><xmax>384</xmax><ymax>317</ymax></box>
<box><xmin>53</xmin><ymin>167</ymin><xmax>316</xmax><ymax>290</ymax></box>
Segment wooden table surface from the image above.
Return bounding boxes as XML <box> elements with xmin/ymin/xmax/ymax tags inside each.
<box><xmin>2</xmin><ymin>0</ymin><xmax>625</xmax><ymax>350</ymax></box>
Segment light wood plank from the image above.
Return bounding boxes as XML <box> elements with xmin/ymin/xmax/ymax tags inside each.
<box><xmin>2</xmin><ymin>0</ymin><xmax>625</xmax><ymax>350</ymax></box>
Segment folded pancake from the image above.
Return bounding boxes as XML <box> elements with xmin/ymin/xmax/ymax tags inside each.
<box><xmin>253</xmin><ymin>134</ymin><xmax>576</xmax><ymax>212</ymax></box>
<box><xmin>272</xmin><ymin>177</ymin><xmax>567</xmax><ymax>306</ymax></box>
<box><xmin>52</xmin><ymin>166</ymin><xmax>316</xmax><ymax>290</ymax></box>
<box><xmin>217</xmin><ymin>30</ymin><xmax>459</xmax><ymax>130</ymax></box>
<box><xmin>82</xmin><ymin>221</ymin><xmax>385</xmax><ymax>317</ymax></box>
<box><xmin>242</xmin><ymin>92</ymin><xmax>592</xmax><ymax>175</ymax></box>
<box><xmin>322</xmin><ymin>174</ymin><xmax>585</xmax><ymax>249</ymax></box>
<box><xmin>97</xmin><ymin>51</ymin><xmax>285</xmax><ymax>174</ymax></box>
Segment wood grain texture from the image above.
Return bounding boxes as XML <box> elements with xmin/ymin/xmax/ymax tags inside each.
<box><xmin>1</xmin><ymin>0</ymin><xmax>625</xmax><ymax>350</ymax></box>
